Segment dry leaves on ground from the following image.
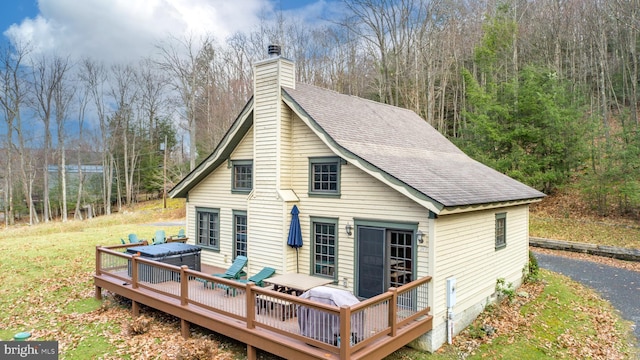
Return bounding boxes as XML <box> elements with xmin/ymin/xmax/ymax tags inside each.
<box><xmin>451</xmin><ymin>273</ymin><xmax>631</xmax><ymax>360</ymax></box>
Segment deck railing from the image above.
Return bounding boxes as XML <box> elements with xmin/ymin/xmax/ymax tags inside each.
<box><xmin>95</xmin><ymin>245</ymin><xmax>432</xmax><ymax>359</ymax></box>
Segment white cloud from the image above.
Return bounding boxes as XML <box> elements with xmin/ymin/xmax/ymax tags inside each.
<box><xmin>4</xmin><ymin>0</ymin><xmax>270</xmax><ymax>62</ymax></box>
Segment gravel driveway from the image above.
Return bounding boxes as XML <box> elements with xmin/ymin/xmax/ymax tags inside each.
<box><xmin>533</xmin><ymin>251</ymin><xmax>640</xmax><ymax>343</ymax></box>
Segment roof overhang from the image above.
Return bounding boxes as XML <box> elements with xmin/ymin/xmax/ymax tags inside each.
<box><xmin>438</xmin><ymin>197</ymin><xmax>543</xmax><ymax>216</ymax></box>
<box><xmin>169</xmin><ymin>98</ymin><xmax>254</xmax><ymax>198</ymax></box>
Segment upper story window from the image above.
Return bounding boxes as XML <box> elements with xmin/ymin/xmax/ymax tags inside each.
<box><xmin>309</xmin><ymin>157</ymin><xmax>342</xmax><ymax>197</ymax></box>
<box><xmin>197</xmin><ymin>207</ymin><xmax>219</xmax><ymax>251</ymax></box>
<box><xmin>231</xmin><ymin>160</ymin><xmax>252</xmax><ymax>193</ymax></box>
<box><xmin>495</xmin><ymin>212</ymin><xmax>506</xmax><ymax>249</ymax></box>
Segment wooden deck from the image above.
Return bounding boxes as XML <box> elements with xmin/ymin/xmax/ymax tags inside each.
<box><xmin>94</xmin><ymin>244</ymin><xmax>433</xmax><ymax>360</ymax></box>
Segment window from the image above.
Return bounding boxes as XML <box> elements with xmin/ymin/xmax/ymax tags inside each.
<box><xmin>312</xmin><ymin>218</ymin><xmax>337</xmax><ymax>279</ymax></box>
<box><xmin>231</xmin><ymin>160</ymin><xmax>252</xmax><ymax>193</ymax></box>
<box><xmin>197</xmin><ymin>208</ymin><xmax>219</xmax><ymax>250</ymax></box>
<box><xmin>233</xmin><ymin>211</ymin><xmax>247</xmax><ymax>259</ymax></box>
<box><xmin>389</xmin><ymin>230</ymin><xmax>413</xmax><ymax>288</ymax></box>
<box><xmin>309</xmin><ymin>157</ymin><xmax>341</xmax><ymax>196</ymax></box>
<box><xmin>495</xmin><ymin>213</ymin><xmax>506</xmax><ymax>249</ymax></box>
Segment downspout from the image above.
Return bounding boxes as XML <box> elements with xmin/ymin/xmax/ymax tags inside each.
<box><xmin>446</xmin><ymin>277</ymin><xmax>456</xmax><ymax>344</ymax></box>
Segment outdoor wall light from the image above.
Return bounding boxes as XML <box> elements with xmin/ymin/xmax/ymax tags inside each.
<box><xmin>416</xmin><ymin>230</ymin><xmax>424</xmax><ymax>244</ymax></box>
<box><xmin>345</xmin><ymin>222</ymin><xmax>353</xmax><ymax>236</ymax></box>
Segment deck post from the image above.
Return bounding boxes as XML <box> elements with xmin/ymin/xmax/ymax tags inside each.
<box><xmin>339</xmin><ymin>305</ymin><xmax>351</xmax><ymax>359</ymax></box>
<box><xmin>246</xmin><ymin>344</ymin><xmax>257</xmax><ymax>360</ymax></box>
<box><xmin>246</xmin><ymin>283</ymin><xmax>256</xmax><ymax>330</ymax></box>
<box><xmin>132</xmin><ymin>301</ymin><xmax>139</xmax><ymax>317</ymax></box>
<box><xmin>95</xmin><ymin>246</ymin><xmax>102</xmax><ymax>276</ymax></box>
<box><xmin>389</xmin><ymin>287</ymin><xmax>398</xmax><ymax>337</ymax></box>
<box><xmin>180</xmin><ymin>266</ymin><xmax>188</xmax><ymax>306</ymax></box>
<box><xmin>94</xmin><ymin>246</ymin><xmax>102</xmax><ymax>300</ymax></box>
<box><xmin>180</xmin><ymin>319</ymin><xmax>190</xmax><ymax>339</ymax></box>
<box><xmin>131</xmin><ymin>254</ymin><xmax>139</xmax><ymax>289</ymax></box>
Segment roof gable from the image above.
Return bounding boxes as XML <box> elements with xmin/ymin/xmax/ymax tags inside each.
<box><xmin>170</xmin><ymin>81</ymin><xmax>545</xmax><ymax>210</ymax></box>
<box><xmin>282</xmin><ymin>83</ymin><xmax>545</xmax><ymax>209</ymax></box>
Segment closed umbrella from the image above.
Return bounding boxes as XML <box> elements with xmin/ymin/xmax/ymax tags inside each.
<box><xmin>287</xmin><ymin>205</ymin><xmax>303</xmax><ymax>273</ymax></box>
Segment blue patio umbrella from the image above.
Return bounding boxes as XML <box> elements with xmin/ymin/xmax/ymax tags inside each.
<box><xmin>287</xmin><ymin>205</ymin><xmax>303</xmax><ymax>273</ymax></box>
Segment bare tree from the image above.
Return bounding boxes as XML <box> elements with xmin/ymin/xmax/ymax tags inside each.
<box><xmin>109</xmin><ymin>63</ymin><xmax>139</xmax><ymax>208</ymax></box>
<box><xmin>79</xmin><ymin>59</ymin><xmax>114</xmax><ymax>215</ymax></box>
<box><xmin>73</xmin><ymin>85</ymin><xmax>89</xmax><ymax>220</ymax></box>
<box><xmin>51</xmin><ymin>57</ymin><xmax>74</xmax><ymax>221</ymax></box>
<box><xmin>0</xmin><ymin>42</ymin><xmax>40</xmax><ymax>224</ymax></box>
<box><xmin>30</xmin><ymin>55</ymin><xmax>70</xmax><ymax>222</ymax></box>
<box><xmin>0</xmin><ymin>44</ymin><xmax>22</xmax><ymax>226</ymax></box>
<box><xmin>156</xmin><ymin>34</ymin><xmax>217</xmax><ymax>170</ymax></box>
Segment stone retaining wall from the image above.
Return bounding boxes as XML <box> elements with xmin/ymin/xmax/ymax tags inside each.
<box><xmin>530</xmin><ymin>237</ymin><xmax>640</xmax><ymax>262</ymax></box>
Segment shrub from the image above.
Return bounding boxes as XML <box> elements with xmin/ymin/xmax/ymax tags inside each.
<box><xmin>496</xmin><ymin>278</ymin><xmax>515</xmax><ymax>302</ymax></box>
<box><xmin>525</xmin><ymin>250</ymin><xmax>540</xmax><ymax>283</ymax></box>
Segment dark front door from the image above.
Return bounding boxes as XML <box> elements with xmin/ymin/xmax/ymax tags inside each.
<box><xmin>357</xmin><ymin>226</ymin><xmax>385</xmax><ymax>298</ymax></box>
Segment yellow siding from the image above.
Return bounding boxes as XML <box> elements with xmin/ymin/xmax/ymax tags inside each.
<box><xmin>280</xmin><ymin>102</ymin><xmax>293</xmax><ymax>189</ymax></box>
<box><xmin>184</xmin><ymin>129</ymin><xmax>253</xmax><ymax>269</ymax></box>
<box><xmin>431</xmin><ymin>205</ymin><xmax>530</xmax><ymax>328</ymax></box>
<box><xmin>288</xmin><ymin>113</ymin><xmax>431</xmax><ymax>289</ymax></box>
<box><xmin>246</xmin><ymin>57</ymin><xmax>297</xmax><ymax>275</ymax></box>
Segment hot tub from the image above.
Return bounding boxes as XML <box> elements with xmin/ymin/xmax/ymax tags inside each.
<box><xmin>127</xmin><ymin>243</ymin><xmax>201</xmax><ymax>282</ymax></box>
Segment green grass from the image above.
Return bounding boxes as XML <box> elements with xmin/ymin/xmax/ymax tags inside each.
<box><xmin>0</xmin><ymin>199</ymin><xmax>635</xmax><ymax>359</ymax></box>
<box><xmin>385</xmin><ymin>271</ymin><xmax>634</xmax><ymax>359</ymax></box>
<box><xmin>0</xmin><ymin>200</ymin><xmax>185</xmax><ymax>359</ymax></box>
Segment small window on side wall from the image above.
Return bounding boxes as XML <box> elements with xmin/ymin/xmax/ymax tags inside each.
<box><xmin>495</xmin><ymin>212</ymin><xmax>506</xmax><ymax>249</ymax></box>
<box><xmin>231</xmin><ymin>160</ymin><xmax>252</xmax><ymax>193</ymax></box>
<box><xmin>197</xmin><ymin>207</ymin><xmax>220</xmax><ymax>250</ymax></box>
<box><xmin>309</xmin><ymin>157</ymin><xmax>341</xmax><ymax>197</ymax></box>
<box><xmin>233</xmin><ymin>211</ymin><xmax>247</xmax><ymax>259</ymax></box>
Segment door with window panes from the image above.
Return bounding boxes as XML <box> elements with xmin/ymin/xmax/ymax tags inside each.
<box><xmin>357</xmin><ymin>226</ymin><xmax>414</xmax><ymax>298</ymax></box>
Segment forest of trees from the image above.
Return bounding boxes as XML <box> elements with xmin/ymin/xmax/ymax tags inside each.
<box><xmin>0</xmin><ymin>0</ymin><xmax>638</xmax><ymax>226</ymax></box>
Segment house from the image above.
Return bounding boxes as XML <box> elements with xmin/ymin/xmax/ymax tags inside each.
<box><xmin>169</xmin><ymin>45</ymin><xmax>545</xmax><ymax>352</ymax></box>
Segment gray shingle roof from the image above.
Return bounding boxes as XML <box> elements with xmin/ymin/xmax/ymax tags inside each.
<box><xmin>283</xmin><ymin>83</ymin><xmax>545</xmax><ymax>208</ymax></box>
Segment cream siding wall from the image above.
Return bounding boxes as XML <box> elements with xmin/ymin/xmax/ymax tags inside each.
<box><xmin>431</xmin><ymin>205</ymin><xmax>529</xmax><ymax>330</ymax></box>
<box><xmin>287</xmin><ymin>109</ymin><xmax>431</xmax><ymax>291</ymax></box>
<box><xmin>185</xmin><ymin>130</ymin><xmax>254</xmax><ymax>268</ymax></box>
<box><xmin>245</xmin><ymin>57</ymin><xmax>297</xmax><ymax>275</ymax></box>
<box><xmin>253</xmin><ymin>61</ymin><xmax>279</xmax><ymax>191</ymax></box>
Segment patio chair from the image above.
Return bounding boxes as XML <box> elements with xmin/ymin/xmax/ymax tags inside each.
<box><xmin>204</xmin><ymin>255</ymin><xmax>248</xmax><ymax>289</ymax></box>
<box><xmin>219</xmin><ymin>267</ymin><xmax>276</xmax><ymax>296</ymax></box>
<box><xmin>237</xmin><ymin>267</ymin><xmax>276</xmax><ymax>287</ymax></box>
<box><xmin>128</xmin><ymin>233</ymin><xmax>140</xmax><ymax>243</ymax></box>
<box><xmin>152</xmin><ymin>230</ymin><xmax>166</xmax><ymax>245</ymax></box>
<box><xmin>176</xmin><ymin>229</ymin><xmax>186</xmax><ymax>238</ymax></box>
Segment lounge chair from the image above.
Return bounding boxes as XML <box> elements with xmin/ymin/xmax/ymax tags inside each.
<box><xmin>152</xmin><ymin>230</ymin><xmax>166</xmax><ymax>245</ymax></box>
<box><xmin>128</xmin><ymin>233</ymin><xmax>140</xmax><ymax>243</ymax></box>
<box><xmin>237</xmin><ymin>267</ymin><xmax>276</xmax><ymax>287</ymax></box>
<box><xmin>219</xmin><ymin>267</ymin><xmax>276</xmax><ymax>296</ymax></box>
<box><xmin>205</xmin><ymin>255</ymin><xmax>248</xmax><ymax>288</ymax></box>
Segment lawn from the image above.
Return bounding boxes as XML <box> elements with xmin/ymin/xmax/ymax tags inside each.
<box><xmin>0</xmin><ymin>199</ymin><xmax>636</xmax><ymax>359</ymax></box>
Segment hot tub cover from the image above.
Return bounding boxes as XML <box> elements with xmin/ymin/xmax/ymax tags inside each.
<box><xmin>126</xmin><ymin>243</ymin><xmax>200</xmax><ymax>258</ymax></box>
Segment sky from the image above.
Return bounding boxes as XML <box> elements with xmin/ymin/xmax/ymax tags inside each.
<box><xmin>0</xmin><ymin>0</ymin><xmax>337</xmax><ymax>62</ymax></box>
